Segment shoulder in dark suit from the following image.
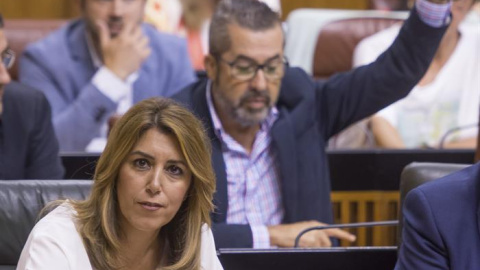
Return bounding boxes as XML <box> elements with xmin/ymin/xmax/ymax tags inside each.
<box><xmin>395</xmin><ymin>163</ymin><xmax>480</xmax><ymax>270</ymax></box>
<box><xmin>1</xmin><ymin>81</ymin><xmax>64</xmax><ymax>179</ymax></box>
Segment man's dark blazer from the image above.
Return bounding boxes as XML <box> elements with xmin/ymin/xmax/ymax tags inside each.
<box><xmin>0</xmin><ymin>82</ymin><xmax>64</xmax><ymax>179</ymax></box>
<box><xmin>395</xmin><ymin>163</ymin><xmax>480</xmax><ymax>270</ymax></box>
<box><xmin>173</xmin><ymin>9</ymin><xmax>448</xmax><ymax>249</ymax></box>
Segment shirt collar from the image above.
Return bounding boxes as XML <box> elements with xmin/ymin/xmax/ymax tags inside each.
<box><xmin>205</xmin><ymin>80</ymin><xmax>279</xmax><ymax>140</ymax></box>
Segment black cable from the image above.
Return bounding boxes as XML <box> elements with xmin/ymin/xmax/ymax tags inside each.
<box><xmin>293</xmin><ymin>220</ymin><xmax>399</xmax><ymax>248</ymax></box>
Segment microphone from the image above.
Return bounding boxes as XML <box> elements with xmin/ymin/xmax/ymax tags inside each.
<box><xmin>294</xmin><ymin>220</ymin><xmax>399</xmax><ymax>248</ymax></box>
<box><xmin>438</xmin><ymin>123</ymin><xmax>478</xmax><ymax>149</ymax></box>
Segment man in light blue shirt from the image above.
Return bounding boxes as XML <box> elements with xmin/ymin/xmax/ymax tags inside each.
<box><xmin>20</xmin><ymin>0</ymin><xmax>196</xmax><ymax>152</ymax></box>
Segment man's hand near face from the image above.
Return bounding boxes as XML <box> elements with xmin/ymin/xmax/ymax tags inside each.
<box><xmin>267</xmin><ymin>220</ymin><xmax>356</xmax><ymax>247</ymax></box>
<box><xmin>97</xmin><ymin>20</ymin><xmax>151</xmax><ymax>81</ymax></box>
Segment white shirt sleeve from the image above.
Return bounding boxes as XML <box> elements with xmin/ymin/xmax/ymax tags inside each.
<box><xmin>200</xmin><ymin>224</ymin><xmax>224</xmax><ymax>270</ymax></box>
<box><xmin>251</xmin><ymin>225</ymin><xmax>271</xmax><ymax>248</ymax></box>
<box><xmin>91</xmin><ymin>66</ymin><xmax>131</xmax><ymax>103</ymax></box>
<box><xmin>17</xmin><ymin>230</ymin><xmax>70</xmax><ymax>270</ymax></box>
<box><xmin>377</xmin><ymin>102</ymin><xmax>399</xmax><ymax>128</ymax></box>
<box><xmin>16</xmin><ymin>204</ymin><xmax>92</xmax><ymax>270</ymax></box>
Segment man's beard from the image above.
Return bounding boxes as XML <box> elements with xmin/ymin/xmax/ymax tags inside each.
<box><xmin>87</xmin><ymin>16</ymin><xmax>124</xmax><ymax>40</ymax></box>
<box><xmin>106</xmin><ymin>17</ymin><xmax>124</xmax><ymax>38</ymax></box>
<box><xmin>214</xmin><ymin>86</ymin><xmax>272</xmax><ymax>127</ymax></box>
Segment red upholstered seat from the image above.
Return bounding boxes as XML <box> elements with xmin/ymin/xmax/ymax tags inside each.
<box><xmin>312</xmin><ymin>17</ymin><xmax>403</xmax><ymax>79</ymax></box>
<box><xmin>4</xmin><ymin>19</ymin><xmax>67</xmax><ymax>81</ymax></box>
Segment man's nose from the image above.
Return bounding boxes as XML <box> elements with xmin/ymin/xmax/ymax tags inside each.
<box><xmin>111</xmin><ymin>0</ymin><xmax>127</xmax><ymax>17</ymax></box>
<box><xmin>250</xmin><ymin>68</ymin><xmax>267</xmax><ymax>90</ymax></box>
<box><xmin>0</xmin><ymin>63</ymin><xmax>11</xmax><ymax>85</ymax></box>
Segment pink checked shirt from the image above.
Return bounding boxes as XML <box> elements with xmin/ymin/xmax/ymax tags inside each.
<box><xmin>206</xmin><ymin>83</ymin><xmax>284</xmax><ymax>248</ymax></box>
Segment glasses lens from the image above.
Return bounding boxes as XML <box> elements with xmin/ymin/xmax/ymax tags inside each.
<box><xmin>263</xmin><ymin>62</ymin><xmax>284</xmax><ymax>80</ymax></box>
<box><xmin>227</xmin><ymin>57</ymin><xmax>287</xmax><ymax>81</ymax></box>
<box><xmin>232</xmin><ymin>62</ymin><xmax>256</xmax><ymax>80</ymax></box>
<box><xmin>2</xmin><ymin>49</ymin><xmax>15</xmax><ymax>70</ymax></box>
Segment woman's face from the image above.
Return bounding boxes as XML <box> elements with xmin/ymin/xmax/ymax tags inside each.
<box><xmin>116</xmin><ymin>128</ymin><xmax>192</xmax><ymax>234</ymax></box>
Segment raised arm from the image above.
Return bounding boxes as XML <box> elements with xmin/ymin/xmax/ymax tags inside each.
<box><xmin>318</xmin><ymin>1</ymin><xmax>451</xmax><ymax>138</ymax></box>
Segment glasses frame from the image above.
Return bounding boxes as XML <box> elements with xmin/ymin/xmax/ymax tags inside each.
<box><xmin>2</xmin><ymin>48</ymin><xmax>15</xmax><ymax>70</ymax></box>
<box><xmin>219</xmin><ymin>56</ymin><xmax>289</xmax><ymax>82</ymax></box>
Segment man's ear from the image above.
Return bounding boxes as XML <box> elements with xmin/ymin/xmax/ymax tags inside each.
<box><xmin>204</xmin><ymin>54</ymin><xmax>218</xmax><ymax>81</ymax></box>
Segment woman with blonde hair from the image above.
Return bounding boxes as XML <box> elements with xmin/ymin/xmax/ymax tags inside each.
<box><xmin>17</xmin><ymin>97</ymin><xmax>223</xmax><ymax>270</ymax></box>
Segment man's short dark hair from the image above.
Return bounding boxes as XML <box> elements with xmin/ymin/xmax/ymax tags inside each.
<box><xmin>209</xmin><ymin>0</ymin><xmax>281</xmax><ymax>58</ymax></box>
<box><xmin>0</xmin><ymin>14</ymin><xmax>4</xmax><ymax>28</ymax></box>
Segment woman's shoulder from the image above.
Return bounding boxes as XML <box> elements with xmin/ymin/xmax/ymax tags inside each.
<box><xmin>31</xmin><ymin>202</ymin><xmax>77</xmax><ymax>235</ymax></box>
<box><xmin>22</xmin><ymin>202</ymin><xmax>84</xmax><ymax>254</ymax></box>
<box><xmin>200</xmin><ymin>223</ymin><xmax>210</xmax><ymax>232</ymax></box>
<box><xmin>200</xmin><ymin>224</ymin><xmax>214</xmax><ymax>246</ymax></box>
<box><xmin>17</xmin><ymin>202</ymin><xmax>92</xmax><ymax>270</ymax></box>
<box><xmin>200</xmin><ymin>224</ymin><xmax>224</xmax><ymax>270</ymax></box>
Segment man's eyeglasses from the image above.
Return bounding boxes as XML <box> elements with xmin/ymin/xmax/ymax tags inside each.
<box><xmin>220</xmin><ymin>56</ymin><xmax>288</xmax><ymax>82</ymax></box>
<box><xmin>2</xmin><ymin>48</ymin><xmax>15</xmax><ymax>70</ymax></box>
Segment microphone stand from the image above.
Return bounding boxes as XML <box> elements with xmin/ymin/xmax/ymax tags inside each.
<box><xmin>438</xmin><ymin>123</ymin><xmax>478</xmax><ymax>149</ymax></box>
<box><xmin>294</xmin><ymin>220</ymin><xmax>399</xmax><ymax>248</ymax></box>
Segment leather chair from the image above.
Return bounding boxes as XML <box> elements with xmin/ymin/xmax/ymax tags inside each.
<box><xmin>4</xmin><ymin>19</ymin><xmax>67</xmax><ymax>81</ymax></box>
<box><xmin>0</xmin><ymin>180</ymin><xmax>92</xmax><ymax>270</ymax></box>
<box><xmin>313</xmin><ymin>17</ymin><xmax>402</xmax><ymax>79</ymax></box>
<box><xmin>397</xmin><ymin>162</ymin><xmax>470</xmax><ymax>248</ymax></box>
<box><xmin>284</xmin><ymin>9</ymin><xmax>408</xmax><ymax>75</ymax></box>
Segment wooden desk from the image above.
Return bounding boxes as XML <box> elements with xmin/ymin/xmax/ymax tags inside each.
<box><xmin>218</xmin><ymin>247</ymin><xmax>397</xmax><ymax>270</ymax></box>
<box><xmin>328</xmin><ymin>149</ymin><xmax>474</xmax><ymax>246</ymax></box>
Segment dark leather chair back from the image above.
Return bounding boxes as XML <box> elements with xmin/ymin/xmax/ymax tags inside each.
<box><xmin>397</xmin><ymin>162</ymin><xmax>470</xmax><ymax>247</ymax></box>
<box><xmin>4</xmin><ymin>19</ymin><xmax>67</xmax><ymax>81</ymax></box>
<box><xmin>0</xmin><ymin>180</ymin><xmax>92</xmax><ymax>269</ymax></box>
<box><xmin>313</xmin><ymin>17</ymin><xmax>402</xmax><ymax>79</ymax></box>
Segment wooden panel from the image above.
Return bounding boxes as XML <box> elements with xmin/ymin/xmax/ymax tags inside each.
<box><xmin>2</xmin><ymin>0</ymin><xmax>372</xmax><ymax>20</ymax></box>
<box><xmin>2</xmin><ymin>0</ymin><xmax>373</xmax><ymax>20</ymax></box>
<box><xmin>280</xmin><ymin>0</ymin><xmax>370</xmax><ymax>20</ymax></box>
<box><xmin>0</xmin><ymin>0</ymin><xmax>78</xmax><ymax>19</ymax></box>
<box><xmin>331</xmin><ymin>191</ymin><xmax>399</xmax><ymax>247</ymax></box>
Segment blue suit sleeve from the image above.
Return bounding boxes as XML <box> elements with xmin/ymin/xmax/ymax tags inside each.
<box><xmin>19</xmin><ymin>50</ymin><xmax>117</xmax><ymax>152</ymax></box>
<box><xmin>212</xmin><ymin>223</ymin><xmax>254</xmax><ymax>249</ymax></box>
<box><xmin>25</xmin><ymin>92</ymin><xmax>65</xmax><ymax>179</ymax></box>
<box><xmin>165</xmin><ymin>38</ymin><xmax>196</xmax><ymax>97</ymax></box>
<box><xmin>395</xmin><ymin>188</ymin><xmax>449</xmax><ymax>270</ymax></box>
